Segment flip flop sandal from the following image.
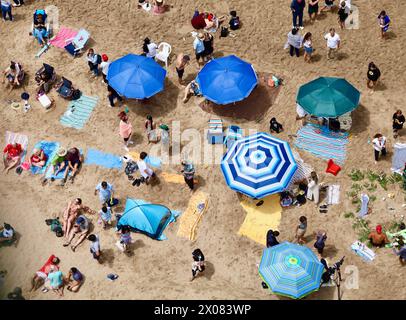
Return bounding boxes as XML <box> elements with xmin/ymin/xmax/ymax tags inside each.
<box><xmin>256</xmin><ymin>200</ymin><xmax>264</xmax><ymax>206</ymax></box>
<box><xmin>63</xmin><ymin>242</ymin><xmax>70</xmax><ymax>247</ymax></box>
<box><xmin>41</xmin><ymin>178</ymin><xmax>48</xmax><ymax>186</ymax></box>
<box><xmin>41</xmin><ymin>287</ymin><xmax>49</xmax><ymax>293</ymax></box>
<box><xmin>71</xmin><ymin>245</ymin><xmax>76</xmax><ymax>252</ymax></box>
<box><xmin>319</xmin><ymin>209</ymin><xmax>328</xmax><ymax>213</ymax></box>
<box><xmin>107</xmin><ymin>274</ymin><xmax>119</xmax><ymax>281</ymax></box>
<box><xmin>319</xmin><ymin>204</ymin><xmax>328</xmax><ymax>209</ymax></box>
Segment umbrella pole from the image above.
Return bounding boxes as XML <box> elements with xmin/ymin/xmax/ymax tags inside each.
<box><xmin>334</xmin><ymin>269</ymin><xmax>342</xmax><ymax>301</ymax></box>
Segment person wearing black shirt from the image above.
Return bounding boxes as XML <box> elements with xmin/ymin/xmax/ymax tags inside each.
<box><xmin>266</xmin><ymin>230</ymin><xmax>280</xmax><ymax>248</ymax></box>
<box><xmin>270</xmin><ymin>117</ymin><xmax>283</xmax><ymax>133</ymax></box>
<box><xmin>229</xmin><ymin>10</ymin><xmax>240</xmax><ymax>30</ymax></box>
<box><xmin>337</xmin><ymin>1</ymin><xmax>348</xmax><ymax>29</ymax></box>
<box><xmin>107</xmin><ymin>82</ymin><xmax>123</xmax><ymax>107</ymax></box>
<box><xmin>367</xmin><ymin>62</ymin><xmax>381</xmax><ymax>90</ymax></box>
<box><xmin>393</xmin><ymin>110</ymin><xmax>405</xmax><ymax>138</ymax></box>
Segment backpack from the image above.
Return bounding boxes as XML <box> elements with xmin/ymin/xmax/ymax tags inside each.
<box><xmin>125</xmin><ymin>160</ymin><xmax>139</xmax><ymax>176</ymax></box>
<box><xmin>96</xmin><ymin>54</ymin><xmax>102</xmax><ymax>64</ymax></box>
<box><xmin>230</xmin><ymin>17</ymin><xmax>240</xmax><ymax>30</ymax></box>
<box><xmin>72</xmin><ymin>89</ymin><xmax>82</xmax><ymax>100</ymax></box>
<box><xmin>220</xmin><ymin>26</ymin><xmax>229</xmax><ymax>38</ymax></box>
<box><xmin>47</xmin><ymin>218</ymin><xmax>64</xmax><ymax>237</ymax></box>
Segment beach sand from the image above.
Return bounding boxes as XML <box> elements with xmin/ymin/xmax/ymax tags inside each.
<box><xmin>0</xmin><ymin>0</ymin><xmax>405</xmax><ymax>300</ymax></box>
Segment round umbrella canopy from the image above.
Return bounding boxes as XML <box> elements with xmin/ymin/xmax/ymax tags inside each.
<box><xmin>107</xmin><ymin>54</ymin><xmax>166</xmax><ymax>99</ymax></box>
<box><xmin>297</xmin><ymin>77</ymin><xmax>360</xmax><ymax>117</ymax></box>
<box><xmin>221</xmin><ymin>132</ymin><xmax>297</xmax><ymax>199</ymax></box>
<box><xmin>196</xmin><ymin>55</ymin><xmax>258</xmax><ymax>104</ymax></box>
<box><xmin>259</xmin><ymin>242</ymin><xmax>324</xmax><ymax>299</ymax></box>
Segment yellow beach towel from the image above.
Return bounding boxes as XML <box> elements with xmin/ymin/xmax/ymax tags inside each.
<box><xmin>161</xmin><ymin>172</ymin><xmax>185</xmax><ymax>184</ymax></box>
<box><xmin>238</xmin><ymin>194</ymin><xmax>282</xmax><ymax>246</ymax></box>
<box><xmin>177</xmin><ymin>191</ymin><xmax>208</xmax><ymax>241</ymax></box>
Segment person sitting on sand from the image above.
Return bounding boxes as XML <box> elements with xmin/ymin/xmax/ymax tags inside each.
<box><xmin>145</xmin><ymin>115</ymin><xmax>159</xmax><ymax>143</ymax></box>
<box><xmin>31</xmin><ymin>13</ymin><xmax>48</xmax><ymax>46</ymax></box>
<box><xmin>60</xmin><ymin>147</ymin><xmax>82</xmax><ymax>186</ymax></box>
<box><xmin>191</xmin><ymin>9</ymin><xmax>207</xmax><ymax>30</ymax></box>
<box><xmin>28</xmin><ymin>148</ymin><xmax>47</xmax><ymax>169</ymax></box>
<box><xmin>152</xmin><ymin>0</ymin><xmax>166</xmax><ymax>15</ymax></box>
<box><xmin>183</xmin><ymin>79</ymin><xmax>202</xmax><ymax>103</ymax></box>
<box><xmin>229</xmin><ymin>10</ymin><xmax>240</xmax><ymax>30</ymax></box>
<box><xmin>30</xmin><ymin>255</ymin><xmax>60</xmax><ymax>291</ymax></box>
<box><xmin>3</xmin><ymin>142</ymin><xmax>23</xmax><ymax>174</ymax></box>
<box><xmin>62</xmin><ymin>198</ymin><xmax>95</xmax><ymax>238</ymax></box>
<box><xmin>266</xmin><ymin>229</ymin><xmax>280</xmax><ymax>248</ymax></box>
<box><xmin>368</xmin><ymin>225</ymin><xmax>389</xmax><ymax>247</ymax></box>
<box><xmin>175</xmin><ymin>53</ymin><xmax>190</xmax><ymax>85</ymax></box>
<box><xmin>65</xmin><ymin>267</ymin><xmax>83</xmax><ymax>292</ymax></box>
<box><xmin>0</xmin><ymin>223</ymin><xmax>14</xmax><ymax>243</ymax></box>
<box><xmin>63</xmin><ymin>215</ymin><xmax>90</xmax><ymax>252</ymax></box>
<box><xmin>116</xmin><ymin>225</ymin><xmax>132</xmax><ymax>253</ymax></box>
<box><xmin>2</xmin><ymin>61</ymin><xmax>23</xmax><ymax>89</ymax></box>
<box><xmin>270</xmin><ymin>117</ymin><xmax>284</xmax><ymax>133</ymax></box>
<box><xmin>320</xmin><ymin>0</ymin><xmax>335</xmax><ymax>13</ymax></box>
<box><xmin>204</xmin><ymin>13</ymin><xmax>227</xmax><ymax>33</ymax></box>
<box><xmin>47</xmin><ymin>266</ymin><xmax>64</xmax><ymax>297</ymax></box>
<box><xmin>41</xmin><ymin>147</ymin><xmax>67</xmax><ymax>185</ymax></box>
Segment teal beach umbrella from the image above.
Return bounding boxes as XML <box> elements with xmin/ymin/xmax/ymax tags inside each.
<box><xmin>258</xmin><ymin>242</ymin><xmax>324</xmax><ymax>299</ymax></box>
<box><xmin>297</xmin><ymin>77</ymin><xmax>360</xmax><ymax>117</ymax></box>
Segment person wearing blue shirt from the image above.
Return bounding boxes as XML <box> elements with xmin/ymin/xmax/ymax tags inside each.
<box><xmin>193</xmin><ymin>33</ymin><xmax>205</xmax><ymax>66</ymax></box>
<box><xmin>291</xmin><ymin>0</ymin><xmax>306</xmax><ymax>29</ymax></box>
<box><xmin>95</xmin><ymin>181</ymin><xmax>114</xmax><ymax>205</ymax></box>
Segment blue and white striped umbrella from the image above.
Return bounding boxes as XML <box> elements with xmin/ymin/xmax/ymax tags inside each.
<box><xmin>259</xmin><ymin>242</ymin><xmax>324</xmax><ymax>299</ymax></box>
<box><xmin>221</xmin><ymin>132</ymin><xmax>297</xmax><ymax>199</ymax></box>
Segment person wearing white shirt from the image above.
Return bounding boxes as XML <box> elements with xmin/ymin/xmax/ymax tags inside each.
<box><xmin>142</xmin><ymin>38</ymin><xmax>158</xmax><ymax>58</ymax></box>
<box><xmin>135</xmin><ymin>152</ymin><xmax>155</xmax><ymax>186</ymax></box>
<box><xmin>100</xmin><ymin>54</ymin><xmax>110</xmax><ymax>84</ymax></box>
<box><xmin>324</xmin><ymin>28</ymin><xmax>340</xmax><ymax>59</ymax></box>
<box><xmin>372</xmin><ymin>133</ymin><xmax>387</xmax><ymax>164</ymax></box>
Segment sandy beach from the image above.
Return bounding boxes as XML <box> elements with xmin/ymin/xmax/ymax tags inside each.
<box><xmin>0</xmin><ymin>0</ymin><xmax>405</xmax><ymax>300</ymax></box>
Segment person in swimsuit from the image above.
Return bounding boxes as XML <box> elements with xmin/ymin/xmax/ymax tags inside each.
<box><xmin>30</xmin><ymin>255</ymin><xmax>60</xmax><ymax>292</ymax></box>
<box><xmin>118</xmin><ymin>111</ymin><xmax>133</xmax><ymax>151</ymax></box>
<box><xmin>175</xmin><ymin>53</ymin><xmax>190</xmax><ymax>85</ymax></box>
<box><xmin>295</xmin><ymin>216</ymin><xmax>307</xmax><ymax>244</ymax></box>
<box><xmin>62</xmin><ymin>198</ymin><xmax>95</xmax><ymax>239</ymax></box>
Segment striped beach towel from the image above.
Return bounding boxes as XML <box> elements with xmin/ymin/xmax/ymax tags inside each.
<box><xmin>286</xmin><ymin>149</ymin><xmax>313</xmax><ymax>191</ymax></box>
<box><xmin>5</xmin><ymin>131</ymin><xmax>29</xmax><ymax>163</ymax></box>
<box><xmin>49</xmin><ymin>26</ymin><xmax>78</xmax><ymax>48</ymax></box>
<box><xmin>30</xmin><ymin>141</ymin><xmax>60</xmax><ymax>174</ymax></box>
<box><xmin>351</xmin><ymin>241</ymin><xmax>376</xmax><ymax>262</ymax></box>
<box><xmin>60</xmin><ymin>95</ymin><xmax>98</xmax><ymax>129</ymax></box>
<box><xmin>295</xmin><ymin>124</ymin><xmax>349</xmax><ymax>164</ymax></box>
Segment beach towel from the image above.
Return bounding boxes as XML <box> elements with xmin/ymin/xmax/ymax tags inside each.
<box><xmin>49</xmin><ymin>26</ymin><xmax>78</xmax><ymax>48</ymax></box>
<box><xmin>30</xmin><ymin>141</ymin><xmax>59</xmax><ymax>175</ymax></box>
<box><xmin>286</xmin><ymin>149</ymin><xmax>313</xmax><ymax>191</ymax></box>
<box><xmin>128</xmin><ymin>151</ymin><xmax>161</xmax><ymax>168</ymax></box>
<box><xmin>327</xmin><ymin>185</ymin><xmax>340</xmax><ymax>205</ymax></box>
<box><xmin>44</xmin><ymin>149</ymin><xmax>83</xmax><ymax>180</ymax></box>
<box><xmin>38</xmin><ymin>254</ymin><xmax>59</xmax><ymax>276</ymax></box>
<box><xmin>351</xmin><ymin>241</ymin><xmax>376</xmax><ymax>262</ymax></box>
<box><xmin>295</xmin><ymin>123</ymin><xmax>349</xmax><ymax>164</ymax></box>
<box><xmin>5</xmin><ymin>131</ymin><xmax>29</xmax><ymax>163</ymax></box>
<box><xmin>177</xmin><ymin>191</ymin><xmax>208</xmax><ymax>241</ymax></box>
<box><xmin>238</xmin><ymin>194</ymin><xmax>282</xmax><ymax>246</ymax></box>
<box><xmin>60</xmin><ymin>95</ymin><xmax>99</xmax><ymax>130</ymax></box>
<box><xmin>358</xmin><ymin>193</ymin><xmax>369</xmax><ymax>218</ymax></box>
<box><xmin>161</xmin><ymin>172</ymin><xmax>185</xmax><ymax>184</ymax></box>
<box><xmin>85</xmin><ymin>149</ymin><xmax>122</xmax><ymax>169</ymax></box>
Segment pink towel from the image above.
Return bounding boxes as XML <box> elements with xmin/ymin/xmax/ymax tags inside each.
<box><xmin>49</xmin><ymin>26</ymin><xmax>78</xmax><ymax>48</ymax></box>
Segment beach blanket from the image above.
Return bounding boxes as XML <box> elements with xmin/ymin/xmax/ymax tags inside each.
<box><xmin>60</xmin><ymin>95</ymin><xmax>99</xmax><ymax>130</ymax></box>
<box><xmin>177</xmin><ymin>191</ymin><xmax>208</xmax><ymax>241</ymax></box>
<box><xmin>30</xmin><ymin>141</ymin><xmax>60</xmax><ymax>174</ymax></box>
<box><xmin>5</xmin><ymin>131</ymin><xmax>29</xmax><ymax>163</ymax></box>
<box><xmin>49</xmin><ymin>26</ymin><xmax>78</xmax><ymax>48</ymax></box>
<box><xmin>44</xmin><ymin>149</ymin><xmax>83</xmax><ymax>180</ymax></box>
<box><xmin>161</xmin><ymin>172</ymin><xmax>185</xmax><ymax>184</ymax></box>
<box><xmin>327</xmin><ymin>185</ymin><xmax>340</xmax><ymax>205</ymax></box>
<box><xmin>128</xmin><ymin>151</ymin><xmax>161</xmax><ymax>168</ymax></box>
<box><xmin>85</xmin><ymin>149</ymin><xmax>122</xmax><ymax>169</ymax></box>
<box><xmin>295</xmin><ymin>123</ymin><xmax>349</xmax><ymax>164</ymax></box>
<box><xmin>38</xmin><ymin>254</ymin><xmax>59</xmax><ymax>275</ymax></box>
<box><xmin>238</xmin><ymin>194</ymin><xmax>282</xmax><ymax>246</ymax></box>
<box><xmin>351</xmin><ymin>241</ymin><xmax>376</xmax><ymax>262</ymax></box>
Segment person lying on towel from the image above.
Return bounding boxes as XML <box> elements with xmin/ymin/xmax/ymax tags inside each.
<box><xmin>3</xmin><ymin>142</ymin><xmax>23</xmax><ymax>174</ymax></box>
<box><xmin>30</xmin><ymin>254</ymin><xmax>60</xmax><ymax>292</ymax></box>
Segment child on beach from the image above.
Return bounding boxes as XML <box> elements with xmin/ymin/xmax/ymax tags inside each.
<box><xmin>303</xmin><ymin>32</ymin><xmax>314</xmax><ymax>62</ymax></box>
<box><xmin>117</xmin><ymin>226</ymin><xmax>132</xmax><ymax>253</ymax></box>
<box><xmin>99</xmin><ymin>205</ymin><xmax>112</xmax><ymax>229</ymax></box>
<box><xmin>378</xmin><ymin>11</ymin><xmax>390</xmax><ymax>39</ymax></box>
<box><xmin>295</xmin><ymin>216</ymin><xmax>307</xmax><ymax>244</ymax></box>
<box><xmin>190</xmin><ymin>249</ymin><xmax>205</xmax><ymax>281</ymax></box>
<box><xmin>337</xmin><ymin>1</ymin><xmax>348</xmax><ymax>29</ymax></box>
<box><xmin>88</xmin><ymin>234</ymin><xmax>101</xmax><ymax>262</ymax></box>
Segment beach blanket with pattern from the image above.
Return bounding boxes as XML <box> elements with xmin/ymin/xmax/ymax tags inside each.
<box><xmin>177</xmin><ymin>191</ymin><xmax>208</xmax><ymax>241</ymax></box>
<box><xmin>60</xmin><ymin>95</ymin><xmax>98</xmax><ymax>129</ymax></box>
<box><xmin>49</xmin><ymin>26</ymin><xmax>78</xmax><ymax>48</ymax></box>
<box><xmin>294</xmin><ymin>123</ymin><xmax>349</xmax><ymax>164</ymax></box>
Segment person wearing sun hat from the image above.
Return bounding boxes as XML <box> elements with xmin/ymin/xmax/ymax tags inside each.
<box><xmin>41</xmin><ymin>147</ymin><xmax>67</xmax><ymax>185</ymax></box>
<box><xmin>100</xmin><ymin>54</ymin><xmax>110</xmax><ymax>84</ymax></box>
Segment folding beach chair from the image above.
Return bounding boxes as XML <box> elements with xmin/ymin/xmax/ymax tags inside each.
<box><xmin>64</xmin><ymin>29</ymin><xmax>90</xmax><ymax>57</ymax></box>
<box><xmin>207</xmin><ymin>119</ymin><xmax>224</xmax><ymax>144</ymax></box>
<box><xmin>224</xmin><ymin>125</ymin><xmax>243</xmax><ymax>148</ymax></box>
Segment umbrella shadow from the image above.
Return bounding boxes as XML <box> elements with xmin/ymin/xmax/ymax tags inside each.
<box><xmin>350</xmin><ymin>103</ymin><xmax>370</xmax><ymax>135</ymax></box>
<box><xmin>126</xmin><ymin>78</ymin><xmax>180</xmax><ymax>119</ymax></box>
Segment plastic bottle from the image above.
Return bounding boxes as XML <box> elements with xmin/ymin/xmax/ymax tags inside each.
<box><xmin>367</xmin><ymin>137</ymin><xmax>371</xmax><ymax>144</ymax></box>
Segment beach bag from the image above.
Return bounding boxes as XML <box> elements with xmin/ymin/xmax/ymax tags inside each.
<box><xmin>96</xmin><ymin>54</ymin><xmax>102</xmax><ymax>64</ymax></box>
<box><xmin>125</xmin><ymin>160</ymin><xmax>138</xmax><ymax>175</ymax></box>
<box><xmin>220</xmin><ymin>26</ymin><xmax>229</xmax><ymax>38</ymax></box>
<box><xmin>230</xmin><ymin>17</ymin><xmax>240</xmax><ymax>30</ymax></box>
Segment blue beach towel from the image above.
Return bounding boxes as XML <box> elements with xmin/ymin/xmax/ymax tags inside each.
<box><xmin>31</xmin><ymin>141</ymin><xmax>60</xmax><ymax>174</ymax></box>
<box><xmin>60</xmin><ymin>95</ymin><xmax>99</xmax><ymax>129</ymax></box>
<box><xmin>85</xmin><ymin>149</ymin><xmax>123</xmax><ymax>169</ymax></box>
<box><xmin>44</xmin><ymin>149</ymin><xmax>83</xmax><ymax>179</ymax></box>
<box><xmin>145</xmin><ymin>155</ymin><xmax>161</xmax><ymax>168</ymax></box>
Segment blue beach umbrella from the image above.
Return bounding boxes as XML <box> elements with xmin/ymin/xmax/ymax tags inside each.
<box><xmin>259</xmin><ymin>242</ymin><xmax>324</xmax><ymax>299</ymax></box>
<box><xmin>107</xmin><ymin>54</ymin><xmax>166</xmax><ymax>99</ymax></box>
<box><xmin>196</xmin><ymin>55</ymin><xmax>258</xmax><ymax>104</ymax></box>
<box><xmin>221</xmin><ymin>132</ymin><xmax>297</xmax><ymax>199</ymax></box>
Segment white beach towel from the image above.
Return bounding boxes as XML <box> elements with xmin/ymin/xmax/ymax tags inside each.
<box><xmin>351</xmin><ymin>241</ymin><xmax>376</xmax><ymax>262</ymax></box>
<box><xmin>327</xmin><ymin>185</ymin><xmax>340</xmax><ymax>205</ymax></box>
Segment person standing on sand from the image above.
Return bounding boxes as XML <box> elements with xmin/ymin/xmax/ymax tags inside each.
<box><xmin>306</xmin><ymin>171</ymin><xmax>320</xmax><ymax>205</ymax></box>
<box><xmin>291</xmin><ymin>0</ymin><xmax>306</xmax><ymax>29</ymax></box>
<box><xmin>378</xmin><ymin>10</ymin><xmax>390</xmax><ymax>39</ymax></box>
<box><xmin>308</xmin><ymin>0</ymin><xmax>319</xmax><ymax>23</ymax></box>
<box><xmin>320</xmin><ymin>0</ymin><xmax>335</xmax><ymax>13</ymax></box>
<box><xmin>314</xmin><ymin>230</ymin><xmax>327</xmax><ymax>255</ymax></box>
<box><xmin>286</xmin><ymin>28</ymin><xmax>303</xmax><ymax>57</ymax></box>
<box><xmin>88</xmin><ymin>234</ymin><xmax>102</xmax><ymax>262</ymax></box>
<box><xmin>372</xmin><ymin>133</ymin><xmax>387</xmax><ymax>164</ymax></box>
<box><xmin>1</xmin><ymin>0</ymin><xmax>12</xmax><ymax>21</ymax></box>
<box><xmin>303</xmin><ymin>32</ymin><xmax>314</xmax><ymax>62</ymax></box>
<box><xmin>100</xmin><ymin>54</ymin><xmax>110</xmax><ymax>84</ymax></box>
<box><xmin>175</xmin><ymin>54</ymin><xmax>190</xmax><ymax>85</ymax></box>
<box><xmin>190</xmin><ymin>249</ymin><xmax>205</xmax><ymax>281</ymax></box>
<box><xmin>393</xmin><ymin>110</ymin><xmax>405</xmax><ymax>139</ymax></box>
<box><xmin>337</xmin><ymin>1</ymin><xmax>348</xmax><ymax>29</ymax></box>
<box><xmin>366</xmin><ymin>62</ymin><xmax>381</xmax><ymax>91</ymax></box>
<box><xmin>324</xmin><ymin>28</ymin><xmax>340</xmax><ymax>59</ymax></box>
<box><xmin>193</xmin><ymin>33</ymin><xmax>205</xmax><ymax>66</ymax></box>
<box><xmin>118</xmin><ymin>111</ymin><xmax>133</xmax><ymax>151</ymax></box>
<box><xmin>295</xmin><ymin>216</ymin><xmax>307</xmax><ymax>244</ymax></box>
<box><xmin>107</xmin><ymin>81</ymin><xmax>123</xmax><ymax>107</ymax></box>
<box><xmin>181</xmin><ymin>160</ymin><xmax>195</xmax><ymax>190</ymax></box>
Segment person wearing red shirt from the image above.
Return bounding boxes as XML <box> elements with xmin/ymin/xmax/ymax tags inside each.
<box><xmin>29</xmin><ymin>148</ymin><xmax>47</xmax><ymax>168</ymax></box>
<box><xmin>3</xmin><ymin>142</ymin><xmax>22</xmax><ymax>173</ymax></box>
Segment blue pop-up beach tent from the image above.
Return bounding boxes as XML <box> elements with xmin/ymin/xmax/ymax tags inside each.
<box><xmin>117</xmin><ymin>198</ymin><xmax>178</xmax><ymax>240</ymax></box>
